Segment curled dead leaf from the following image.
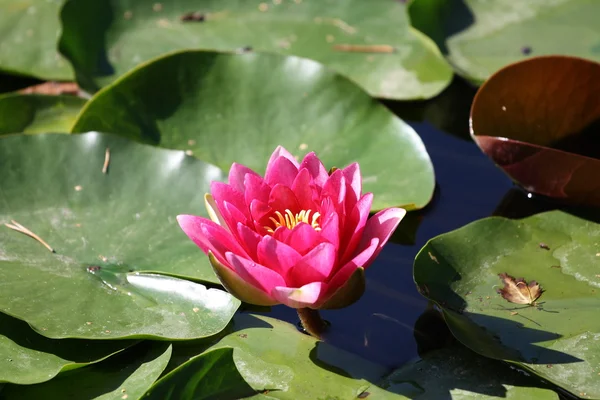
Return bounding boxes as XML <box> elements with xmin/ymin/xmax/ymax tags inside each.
<box><xmin>497</xmin><ymin>273</ymin><xmax>544</xmax><ymax>305</ymax></box>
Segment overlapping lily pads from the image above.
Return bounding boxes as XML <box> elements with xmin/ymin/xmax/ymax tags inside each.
<box><xmin>58</xmin><ymin>0</ymin><xmax>452</xmax><ymax>99</ymax></box>
<box><xmin>0</xmin><ymin>94</ymin><xmax>85</xmax><ymax>135</ymax></box>
<box><xmin>379</xmin><ymin>345</ymin><xmax>558</xmax><ymax>399</ymax></box>
<box><xmin>0</xmin><ymin>0</ymin><xmax>73</xmax><ymax>80</ymax></box>
<box><xmin>0</xmin><ymin>312</ymin><xmax>132</xmax><ymax>385</ymax></box>
<box><xmin>70</xmin><ymin>50</ymin><xmax>435</xmax><ymax>211</ymax></box>
<box><xmin>168</xmin><ymin>314</ymin><xmax>398</xmax><ymax>399</ymax></box>
<box><xmin>414</xmin><ymin>210</ymin><xmax>600</xmax><ymax>398</ymax></box>
<box><xmin>0</xmin><ymin>132</ymin><xmax>240</xmax><ymax>340</ymax></box>
<box><xmin>408</xmin><ymin>0</ymin><xmax>600</xmax><ymax>83</ymax></box>
<box><xmin>1</xmin><ymin>342</ymin><xmax>172</xmax><ymax>399</ymax></box>
<box><xmin>144</xmin><ymin>347</ymin><xmax>256</xmax><ymax>399</ymax></box>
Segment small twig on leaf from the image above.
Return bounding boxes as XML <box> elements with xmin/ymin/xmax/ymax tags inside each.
<box><xmin>4</xmin><ymin>220</ymin><xmax>55</xmax><ymax>253</ymax></box>
<box><xmin>102</xmin><ymin>147</ymin><xmax>111</xmax><ymax>174</ymax></box>
<box><xmin>332</xmin><ymin>44</ymin><xmax>395</xmax><ymax>53</ymax></box>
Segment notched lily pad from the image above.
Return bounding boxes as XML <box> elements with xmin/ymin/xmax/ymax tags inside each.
<box><xmin>71</xmin><ymin>50</ymin><xmax>435</xmax><ymax>211</ymax></box>
<box><xmin>0</xmin><ymin>312</ymin><xmax>133</xmax><ymax>385</ymax></box>
<box><xmin>59</xmin><ymin>0</ymin><xmax>452</xmax><ymax>99</ymax></box>
<box><xmin>409</xmin><ymin>0</ymin><xmax>600</xmax><ymax>83</ymax></box>
<box><xmin>1</xmin><ymin>342</ymin><xmax>172</xmax><ymax>400</ymax></box>
<box><xmin>413</xmin><ymin>210</ymin><xmax>600</xmax><ymax>398</ymax></box>
<box><xmin>0</xmin><ymin>132</ymin><xmax>240</xmax><ymax>340</ymax></box>
<box><xmin>471</xmin><ymin>56</ymin><xmax>600</xmax><ymax>207</ymax></box>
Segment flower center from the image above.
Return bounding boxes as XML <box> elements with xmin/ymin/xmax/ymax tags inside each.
<box><xmin>265</xmin><ymin>209</ymin><xmax>321</xmax><ymax>233</ymax></box>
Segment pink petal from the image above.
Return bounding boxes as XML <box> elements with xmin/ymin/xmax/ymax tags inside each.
<box><xmin>220</xmin><ymin>201</ymin><xmax>250</xmax><ymax>232</ymax></box>
<box><xmin>324</xmin><ymin>237</ymin><xmax>379</xmax><ymax>299</ymax></box>
<box><xmin>209</xmin><ymin>252</ymin><xmax>279</xmax><ymax>306</ymax></box>
<box><xmin>267</xmin><ymin>146</ymin><xmax>300</xmax><ymax>172</ymax></box>
<box><xmin>201</xmin><ymin>222</ymin><xmax>251</xmax><ymax>260</ymax></box>
<box><xmin>342</xmin><ymin>163</ymin><xmax>361</xmax><ymax>211</ymax></box>
<box><xmin>286</xmin><ymin>242</ymin><xmax>337</xmax><ymax>287</ymax></box>
<box><xmin>228</xmin><ymin>163</ymin><xmax>260</xmax><ymax>194</ymax></box>
<box><xmin>342</xmin><ymin>163</ymin><xmax>361</xmax><ymax>199</ymax></box>
<box><xmin>249</xmin><ymin>199</ymin><xmax>272</xmax><ymax>233</ymax></box>
<box><xmin>322</xmin><ymin>169</ymin><xmax>346</xmax><ymax>215</ymax></box>
<box><xmin>257</xmin><ymin>235</ymin><xmax>302</xmax><ymax>277</ymax></box>
<box><xmin>244</xmin><ymin>174</ymin><xmax>270</xmax><ymax>205</ymax></box>
<box><xmin>226</xmin><ymin>252</ymin><xmax>286</xmax><ymax>294</ymax></box>
<box><xmin>268</xmin><ymin>184</ymin><xmax>300</xmax><ymax>214</ymax></box>
<box><xmin>340</xmin><ymin>193</ymin><xmax>373</xmax><ymax>264</ymax></box>
<box><xmin>291</xmin><ymin>168</ymin><xmax>317</xmax><ymax>211</ymax></box>
<box><xmin>211</xmin><ymin>181</ymin><xmax>249</xmax><ymax>219</ymax></box>
<box><xmin>271</xmin><ymin>282</ymin><xmax>327</xmax><ymax>308</ymax></box>
<box><xmin>299</xmin><ymin>152</ymin><xmax>328</xmax><ymax>188</ymax></box>
<box><xmin>177</xmin><ymin>215</ymin><xmax>246</xmax><ymax>261</ymax></box>
<box><xmin>319</xmin><ymin>210</ymin><xmax>340</xmax><ymax>251</ymax></box>
<box><xmin>280</xmin><ymin>222</ymin><xmax>322</xmax><ymax>255</ymax></box>
<box><xmin>236</xmin><ymin>222</ymin><xmax>262</xmax><ymax>260</ymax></box>
<box><xmin>265</xmin><ymin>156</ymin><xmax>299</xmax><ymax>188</ymax></box>
<box><xmin>355</xmin><ymin>208</ymin><xmax>406</xmax><ymax>269</ymax></box>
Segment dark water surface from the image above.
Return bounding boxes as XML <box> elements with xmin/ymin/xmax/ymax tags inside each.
<box><xmin>264</xmin><ymin>79</ymin><xmax>519</xmax><ymax>368</ymax></box>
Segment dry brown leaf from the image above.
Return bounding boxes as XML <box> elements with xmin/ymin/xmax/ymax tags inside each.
<box><xmin>497</xmin><ymin>273</ymin><xmax>544</xmax><ymax>305</ymax></box>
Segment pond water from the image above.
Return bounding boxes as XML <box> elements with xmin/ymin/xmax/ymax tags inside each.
<box><xmin>264</xmin><ymin>78</ymin><xmax>520</xmax><ymax>368</ymax></box>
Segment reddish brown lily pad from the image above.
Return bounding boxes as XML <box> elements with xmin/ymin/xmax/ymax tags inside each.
<box><xmin>470</xmin><ymin>55</ymin><xmax>600</xmax><ymax>207</ymax></box>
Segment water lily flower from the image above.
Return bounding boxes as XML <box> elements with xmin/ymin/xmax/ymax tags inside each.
<box><xmin>177</xmin><ymin>147</ymin><xmax>405</xmax><ymax>330</ymax></box>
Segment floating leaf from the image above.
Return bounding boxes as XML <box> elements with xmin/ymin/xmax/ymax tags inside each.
<box><xmin>0</xmin><ymin>94</ymin><xmax>86</xmax><ymax>135</ymax></box>
<box><xmin>497</xmin><ymin>273</ymin><xmax>543</xmax><ymax>306</ymax></box>
<box><xmin>59</xmin><ymin>0</ymin><xmax>452</xmax><ymax>99</ymax></box>
<box><xmin>470</xmin><ymin>55</ymin><xmax>600</xmax><ymax>207</ymax></box>
<box><xmin>379</xmin><ymin>345</ymin><xmax>558</xmax><ymax>399</ymax></box>
<box><xmin>71</xmin><ymin>50</ymin><xmax>435</xmax><ymax>211</ymax></box>
<box><xmin>0</xmin><ymin>132</ymin><xmax>240</xmax><ymax>340</ymax></box>
<box><xmin>0</xmin><ymin>312</ymin><xmax>132</xmax><ymax>385</ymax></box>
<box><xmin>414</xmin><ymin>210</ymin><xmax>600</xmax><ymax>398</ymax></box>
<box><xmin>1</xmin><ymin>342</ymin><xmax>171</xmax><ymax>400</ymax></box>
<box><xmin>167</xmin><ymin>314</ymin><xmax>403</xmax><ymax>399</ymax></box>
<box><xmin>0</xmin><ymin>0</ymin><xmax>73</xmax><ymax>80</ymax></box>
<box><xmin>143</xmin><ymin>348</ymin><xmax>256</xmax><ymax>400</ymax></box>
<box><xmin>408</xmin><ymin>0</ymin><xmax>600</xmax><ymax>83</ymax></box>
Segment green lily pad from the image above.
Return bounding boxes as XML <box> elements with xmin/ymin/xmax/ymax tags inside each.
<box><xmin>0</xmin><ymin>312</ymin><xmax>132</xmax><ymax>385</ymax></box>
<box><xmin>144</xmin><ymin>347</ymin><xmax>256</xmax><ymax>400</ymax></box>
<box><xmin>414</xmin><ymin>210</ymin><xmax>600</xmax><ymax>399</ymax></box>
<box><xmin>379</xmin><ymin>345</ymin><xmax>558</xmax><ymax>399</ymax></box>
<box><xmin>58</xmin><ymin>0</ymin><xmax>452</xmax><ymax>99</ymax></box>
<box><xmin>0</xmin><ymin>94</ymin><xmax>86</xmax><ymax>135</ymax></box>
<box><xmin>0</xmin><ymin>0</ymin><xmax>73</xmax><ymax>80</ymax></box>
<box><xmin>0</xmin><ymin>132</ymin><xmax>240</xmax><ymax>340</ymax></box>
<box><xmin>168</xmin><ymin>314</ymin><xmax>403</xmax><ymax>399</ymax></box>
<box><xmin>408</xmin><ymin>0</ymin><xmax>600</xmax><ymax>84</ymax></box>
<box><xmin>71</xmin><ymin>50</ymin><xmax>435</xmax><ymax>211</ymax></box>
<box><xmin>1</xmin><ymin>342</ymin><xmax>171</xmax><ymax>400</ymax></box>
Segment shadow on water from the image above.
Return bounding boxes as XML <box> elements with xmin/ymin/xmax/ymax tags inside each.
<box><xmin>382</xmin><ymin>76</ymin><xmax>478</xmax><ymax>141</ymax></box>
<box><xmin>494</xmin><ymin>188</ymin><xmax>600</xmax><ymax>224</ymax></box>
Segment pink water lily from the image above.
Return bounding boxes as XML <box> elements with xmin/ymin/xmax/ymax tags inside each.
<box><xmin>177</xmin><ymin>146</ymin><xmax>405</xmax><ymax>310</ymax></box>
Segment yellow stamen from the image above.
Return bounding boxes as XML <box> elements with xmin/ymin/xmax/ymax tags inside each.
<box><xmin>265</xmin><ymin>209</ymin><xmax>321</xmax><ymax>233</ymax></box>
